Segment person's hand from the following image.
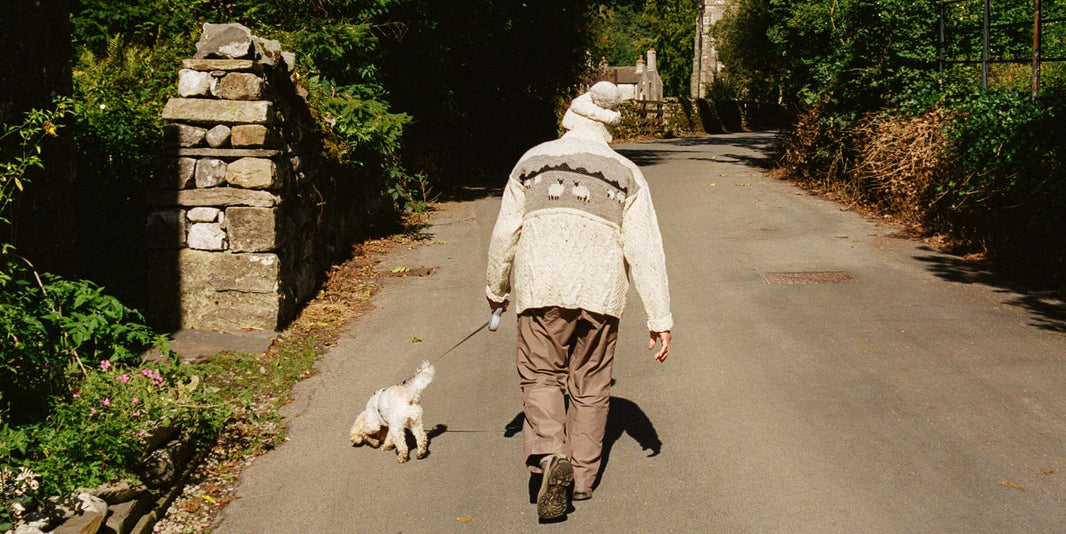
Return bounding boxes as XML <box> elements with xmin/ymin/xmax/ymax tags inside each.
<box><xmin>649</xmin><ymin>330</ymin><xmax>671</xmax><ymax>362</ymax></box>
<box><xmin>488</xmin><ymin>297</ymin><xmax>509</xmax><ymax>313</ymax></box>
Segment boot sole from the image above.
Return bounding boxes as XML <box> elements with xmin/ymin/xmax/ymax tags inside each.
<box><xmin>537</xmin><ymin>457</ymin><xmax>573</xmax><ymax>520</ymax></box>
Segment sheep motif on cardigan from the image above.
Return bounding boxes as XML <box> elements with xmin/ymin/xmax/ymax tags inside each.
<box><xmin>486</xmin><ymin>128</ymin><xmax>673</xmax><ymax>332</ymax></box>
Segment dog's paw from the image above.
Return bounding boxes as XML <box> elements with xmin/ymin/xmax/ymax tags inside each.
<box><xmin>416</xmin><ymin>450</ymin><xmax>427</xmax><ymax>459</ymax></box>
<box><xmin>397</xmin><ymin>454</ymin><xmax>409</xmax><ymax>463</ymax></box>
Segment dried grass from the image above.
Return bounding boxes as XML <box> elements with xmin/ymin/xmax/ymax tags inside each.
<box><xmin>851</xmin><ymin>111</ymin><xmax>951</xmax><ymax>226</ymax></box>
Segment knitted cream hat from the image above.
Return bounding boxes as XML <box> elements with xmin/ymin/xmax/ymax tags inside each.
<box><xmin>561</xmin><ymin>81</ymin><xmax>623</xmax><ymax>140</ymax></box>
<box><xmin>588</xmin><ymin>81</ymin><xmax>622</xmax><ymax>111</ymax></box>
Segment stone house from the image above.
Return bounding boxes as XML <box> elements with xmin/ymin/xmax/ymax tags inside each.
<box><xmin>600</xmin><ymin>49</ymin><xmax>663</xmax><ymax>101</ymax></box>
<box><xmin>691</xmin><ymin>0</ymin><xmax>729</xmax><ymax>98</ymax></box>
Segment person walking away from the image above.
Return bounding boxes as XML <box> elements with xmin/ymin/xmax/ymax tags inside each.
<box><xmin>485</xmin><ymin>81</ymin><xmax>673</xmax><ymax>521</ymax></box>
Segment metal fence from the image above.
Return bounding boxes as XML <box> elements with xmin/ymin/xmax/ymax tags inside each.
<box><xmin>938</xmin><ymin>0</ymin><xmax>1066</xmax><ymax>99</ymax></box>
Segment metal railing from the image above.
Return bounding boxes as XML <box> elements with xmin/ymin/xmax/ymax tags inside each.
<box><xmin>938</xmin><ymin>0</ymin><xmax>1065</xmax><ymax>99</ymax></box>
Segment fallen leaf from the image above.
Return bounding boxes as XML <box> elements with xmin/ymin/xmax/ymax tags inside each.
<box><xmin>1039</xmin><ymin>469</ymin><xmax>1055</xmax><ymax>476</ymax></box>
<box><xmin>410</xmin><ymin>336</ymin><xmax>423</xmax><ymax>343</ymax></box>
<box><xmin>202</xmin><ymin>495</ymin><xmax>217</xmax><ymax>504</ymax></box>
<box><xmin>456</xmin><ymin>516</ymin><xmax>482</xmax><ymax>524</ymax></box>
<box><xmin>391</xmin><ymin>266</ymin><xmax>410</xmax><ymax>273</ymax></box>
<box><xmin>997</xmin><ymin>480</ymin><xmax>1026</xmax><ymax>491</ymax></box>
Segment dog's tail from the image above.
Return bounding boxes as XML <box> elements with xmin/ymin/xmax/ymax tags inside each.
<box><xmin>405</xmin><ymin>361</ymin><xmax>435</xmax><ymax>401</ymax></box>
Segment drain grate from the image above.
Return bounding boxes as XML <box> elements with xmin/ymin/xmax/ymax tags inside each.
<box><xmin>761</xmin><ymin>271</ymin><xmax>857</xmax><ymax>285</ymax></box>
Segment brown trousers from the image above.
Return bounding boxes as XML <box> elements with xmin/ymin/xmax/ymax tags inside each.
<box><xmin>517</xmin><ymin>307</ymin><xmax>618</xmax><ymax>491</ymax></box>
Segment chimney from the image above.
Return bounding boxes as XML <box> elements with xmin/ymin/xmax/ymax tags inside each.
<box><xmin>646</xmin><ymin>48</ymin><xmax>657</xmax><ymax>71</ymax></box>
<box><xmin>635</xmin><ymin>54</ymin><xmax>645</xmax><ymax>74</ymax></box>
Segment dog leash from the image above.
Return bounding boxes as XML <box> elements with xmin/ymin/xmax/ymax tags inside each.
<box><xmin>426</xmin><ymin>308</ymin><xmax>504</xmax><ymax>366</ymax></box>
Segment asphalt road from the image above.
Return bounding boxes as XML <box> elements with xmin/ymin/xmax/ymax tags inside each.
<box><xmin>215</xmin><ymin>132</ymin><xmax>1066</xmax><ymax>533</ymax></box>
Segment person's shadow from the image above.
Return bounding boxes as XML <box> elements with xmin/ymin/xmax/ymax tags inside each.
<box><xmin>503</xmin><ymin>393</ymin><xmax>661</xmax><ymax>495</ymax></box>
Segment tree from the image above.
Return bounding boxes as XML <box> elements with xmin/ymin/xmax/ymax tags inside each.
<box><xmin>643</xmin><ymin>0</ymin><xmax>700</xmax><ymax>97</ymax></box>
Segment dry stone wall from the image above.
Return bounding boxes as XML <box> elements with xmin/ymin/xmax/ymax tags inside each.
<box><xmin>148</xmin><ymin>23</ymin><xmax>354</xmax><ymax>332</ymax></box>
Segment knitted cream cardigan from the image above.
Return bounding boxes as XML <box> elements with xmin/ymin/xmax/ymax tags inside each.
<box><xmin>485</xmin><ymin>128</ymin><xmax>673</xmax><ymax>332</ymax></box>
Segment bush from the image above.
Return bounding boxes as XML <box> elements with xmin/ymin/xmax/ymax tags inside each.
<box><xmin>0</xmin><ymin>257</ymin><xmax>166</xmax><ymax>424</ymax></box>
<box><xmin>935</xmin><ymin>91</ymin><xmax>1066</xmax><ymax>274</ymax></box>
<box><xmin>0</xmin><ymin>357</ymin><xmax>229</xmax><ymax>514</ymax></box>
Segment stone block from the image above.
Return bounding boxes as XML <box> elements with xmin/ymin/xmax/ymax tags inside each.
<box><xmin>170</xmin><ymin>147</ymin><xmax>280</xmax><ymax>158</ymax></box>
<box><xmin>182</xmin><ymin>58</ymin><xmax>257</xmax><ymax>72</ymax></box>
<box><xmin>230</xmin><ymin>124</ymin><xmax>274</xmax><ymax>147</ymax></box>
<box><xmin>195</xmin><ymin>158</ymin><xmax>227</xmax><ymax>188</ymax></box>
<box><xmin>226</xmin><ymin>207</ymin><xmax>276</xmax><ymax>252</ymax></box>
<box><xmin>104</xmin><ymin>495</ymin><xmax>153</xmax><ymax>534</ymax></box>
<box><xmin>91</xmin><ymin>480</ymin><xmax>149</xmax><ymax>505</ymax></box>
<box><xmin>281</xmin><ymin>51</ymin><xmax>297</xmax><ymax>73</ymax></box>
<box><xmin>205</xmin><ymin>124</ymin><xmax>231</xmax><ymax>147</ymax></box>
<box><xmin>177</xmin><ymin>249</ymin><xmax>280</xmax><ymax>330</ymax></box>
<box><xmin>187</xmin><ymin>223</ymin><xmax>226</xmax><ymax>250</ymax></box>
<box><xmin>226</xmin><ymin>157</ymin><xmax>276</xmax><ymax>189</ymax></box>
<box><xmin>213</xmin><ymin>72</ymin><xmax>264</xmax><ymax>100</ymax></box>
<box><xmin>187</xmin><ymin>207</ymin><xmax>220</xmax><ymax>222</ymax></box>
<box><xmin>195</xmin><ymin>23</ymin><xmax>254</xmax><ymax>59</ymax></box>
<box><xmin>148</xmin><ymin>188</ymin><xmax>280</xmax><ymax>208</ymax></box>
<box><xmin>162</xmin><ymin>98</ymin><xmax>273</xmax><ymax>124</ymax></box>
<box><xmin>254</xmin><ymin>37</ymin><xmax>283</xmax><ymax>66</ymax></box>
<box><xmin>153</xmin><ymin>157</ymin><xmax>196</xmax><ymax>190</ymax></box>
<box><xmin>163</xmin><ymin>123</ymin><xmax>206</xmax><ymax>147</ymax></box>
<box><xmin>53</xmin><ymin>493</ymin><xmax>107</xmax><ymax>534</ymax></box>
<box><xmin>177</xmin><ymin>69</ymin><xmax>213</xmax><ymax>97</ymax></box>
<box><xmin>146</xmin><ymin>210</ymin><xmax>186</xmax><ymax>249</ymax></box>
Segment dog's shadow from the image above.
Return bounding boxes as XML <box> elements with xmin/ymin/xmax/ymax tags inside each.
<box><xmin>504</xmin><ymin>394</ymin><xmax>661</xmax><ymax>493</ymax></box>
<box><xmin>397</xmin><ymin>424</ymin><xmax>448</xmax><ymax>457</ymax></box>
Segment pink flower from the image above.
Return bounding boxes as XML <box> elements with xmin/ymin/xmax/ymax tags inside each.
<box><xmin>119</xmin><ymin>373</ymin><xmax>130</xmax><ymax>383</ymax></box>
<box><xmin>136</xmin><ymin>430</ymin><xmax>147</xmax><ymax>437</ymax></box>
<box><xmin>72</xmin><ymin>391</ymin><xmax>81</xmax><ymax>399</ymax></box>
<box><xmin>89</xmin><ymin>407</ymin><xmax>97</xmax><ymax>417</ymax></box>
<box><xmin>101</xmin><ymin>398</ymin><xmax>111</xmax><ymax>406</ymax></box>
<box><xmin>132</xmin><ymin>397</ymin><xmax>140</xmax><ymax>405</ymax></box>
<box><xmin>100</xmin><ymin>360</ymin><xmax>111</xmax><ymax>371</ymax></box>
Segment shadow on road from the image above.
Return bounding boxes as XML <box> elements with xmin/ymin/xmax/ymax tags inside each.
<box><xmin>914</xmin><ymin>247</ymin><xmax>1066</xmax><ymax>333</ymax></box>
<box><xmin>501</xmin><ymin>395</ymin><xmax>662</xmax><ymax>492</ymax></box>
<box><xmin>616</xmin><ymin>131</ymin><xmax>781</xmax><ymax>169</ymax></box>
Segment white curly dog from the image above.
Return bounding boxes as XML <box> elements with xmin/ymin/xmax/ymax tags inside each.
<box><xmin>348</xmin><ymin>361</ymin><xmax>435</xmax><ymax>463</ymax></box>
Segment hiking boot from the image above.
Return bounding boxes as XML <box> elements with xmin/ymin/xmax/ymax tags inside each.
<box><xmin>536</xmin><ymin>454</ymin><xmax>573</xmax><ymax>520</ymax></box>
<box><xmin>572</xmin><ymin>489</ymin><xmax>593</xmax><ymax>501</ymax></box>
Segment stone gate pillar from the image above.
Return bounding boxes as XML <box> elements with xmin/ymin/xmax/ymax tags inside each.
<box><xmin>147</xmin><ymin>24</ymin><xmax>298</xmax><ymax>331</ymax></box>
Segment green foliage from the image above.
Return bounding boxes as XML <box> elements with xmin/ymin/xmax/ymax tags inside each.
<box><xmin>303</xmin><ymin>75</ymin><xmax>410</xmax><ymax>159</ymax></box>
<box><xmin>70</xmin><ymin>0</ymin><xmax>200</xmax><ymax>53</ymax></box>
<box><xmin>642</xmin><ymin>0</ymin><xmax>700</xmax><ymax>98</ymax></box>
<box><xmin>0</xmin><ymin>258</ymin><xmax>164</xmax><ymax>424</ymax></box>
<box><xmin>933</xmin><ymin>91</ymin><xmax>1066</xmax><ymax>271</ymax></box>
<box><xmin>0</xmin><ymin>357</ymin><xmax>229</xmax><ymax>500</ymax></box>
<box><xmin>718</xmin><ymin>0</ymin><xmax>940</xmax><ymax>114</ymax></box>
<box><xmin>72</xmin><ymin>37</ymin><xmax>178</xmax><ymax>305</ymax></box>
<box><xmin>0</xmin><ymin>99</ymin><xmax>71</xmax><ymax>240</ymax></box>
<box><xmin>719</xmin><ymin>0</ymin><xmax>1066</xmax><ymax>277</ymax></box>
<box><xmin>385</xmin><ymin>166</ymin><xmax>431</xmax><ymax>214</ymax></box>
<box><xmin>591</xmin><ymin>3</ymin><xmax>655</xmax><ymax>66</ymax></box>
<box><xmin>588</xmin><ymin>0</ymin><xmax>699</xmax><ymax>98</ymax></box>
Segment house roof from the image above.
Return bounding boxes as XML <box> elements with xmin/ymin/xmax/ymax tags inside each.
<box><xmin>602</xmin><ymin>66</ymin><xmax>641</xmax><ymax>85</ymax></box>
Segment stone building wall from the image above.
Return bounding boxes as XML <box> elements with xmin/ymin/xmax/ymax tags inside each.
<box><xmin>691</xmin><ymin>0</ymin><xmax>729</xmax><ymax>99</ymax></box>
<box><xmin>147</xmin><ymin>23</ymin><xmax>367</xmax><ymax>332</ymax></box>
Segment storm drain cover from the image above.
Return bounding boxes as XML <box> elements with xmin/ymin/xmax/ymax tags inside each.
<box><xmin>761</xmin><ymin>271</ymin><xmax>857</xmax><ymax>285</ymax></box>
